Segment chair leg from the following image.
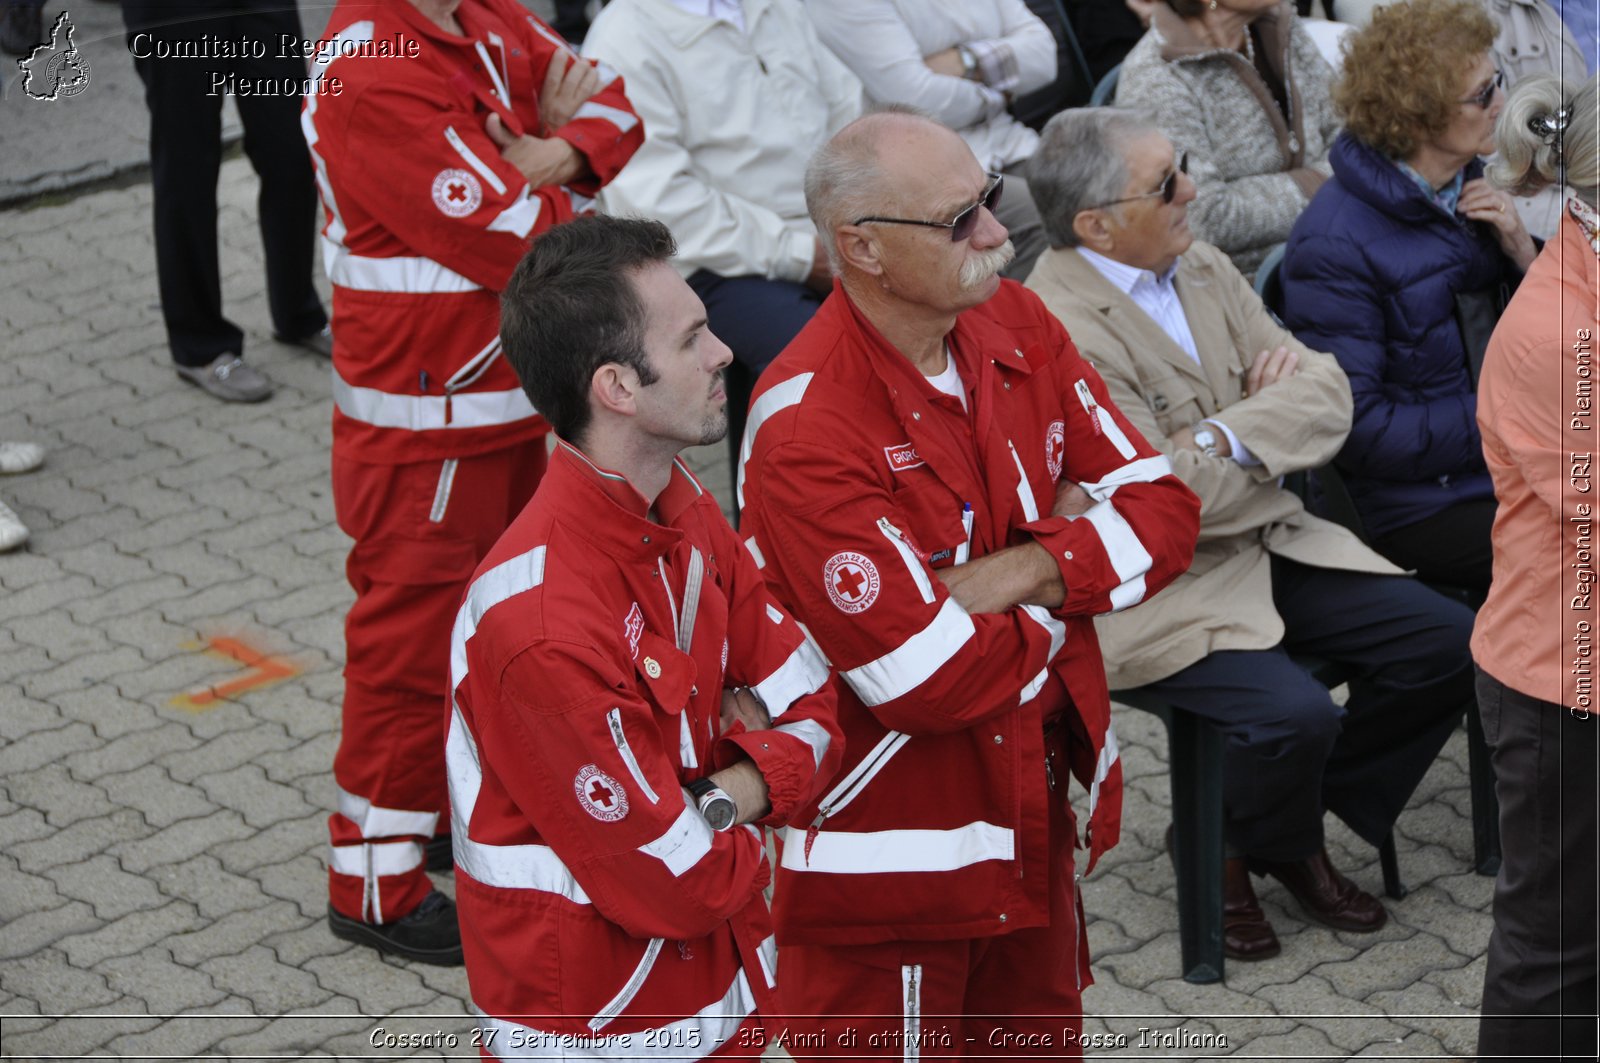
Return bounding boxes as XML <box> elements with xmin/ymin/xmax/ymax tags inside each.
<box><xmin>1167</xmin><ymin>709</ymin><xmax>1225</xmax><ymax>984</ymax></box>
<box><xmin>1378</xmin><ymin>832</ymin><xmax>1406</xmax><ymax>899</ymax></box>
<box><xmin>1466</xmin><ymin>702</ymin><xmax>1502</xmax><ymax>876</ymax></box>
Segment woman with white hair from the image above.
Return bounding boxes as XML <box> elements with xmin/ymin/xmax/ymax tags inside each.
<box><xmin>1472</xmin><ymin>69</ymin><xmax>1600</xmax><ymax>1062</ymax></box>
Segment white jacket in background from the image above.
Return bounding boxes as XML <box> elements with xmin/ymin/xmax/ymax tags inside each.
<box><xmin>582</xmin><ymin>0</ymin><xmax>862</xmax><ymax>282</ymax></box>
<box><xmin>806</xmin><ymin>0</ymin><xmax>1055</xmax><ymax>171</ymax></box>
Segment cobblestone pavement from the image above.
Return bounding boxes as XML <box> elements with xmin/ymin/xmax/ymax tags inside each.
<box><xmin>1</xmin><ymin>12</ymin><xmax>1494</xmax><ymax>1060</ymax></box>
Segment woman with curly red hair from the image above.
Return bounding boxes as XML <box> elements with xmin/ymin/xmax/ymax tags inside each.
<box><xmin>1279</xmin><ymin>0</ymin><xmax>1536</xmax><ymax>598</ymax></box>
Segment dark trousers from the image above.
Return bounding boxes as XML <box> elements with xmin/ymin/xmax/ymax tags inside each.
<box><xmin>1140</xmin><ymin>557</ymin><xmax>1473</xmax><ymax>860</ymax></box>
<box><xmin>124</xmin><ymin>0</ymin><xmax>326</xmax><ymax>368</ymax></box>
<box><xmin>686</xmin><ymin>270</ymin><xmax>823</xmax><ymax>378</ymax></box>
<box><xmin>1476</xmin><ymin>670</ymin><xmax>1599</xmax><ymax>1062</ymax></box>
<box><xmin>1372</xmin><ymin>497</ymin><xmax>1496</xmax><ymax>598</ymax></box>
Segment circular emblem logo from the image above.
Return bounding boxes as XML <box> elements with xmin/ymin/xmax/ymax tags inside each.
<box><xmin>46</xmin><ymin>50</ymin><xmax>91</xmax><ymax>98</ymax></box>
<box><xmin>574</xmin><ymin>764</ymin><xmax>629</xmax><ymax>823</ymax></box>
<box><xmin>823</xmin><ymin>552</ymin><xmax>880</xmax><ymax>614</ymax></box>
<box><xmin>1045</xmin><ymin>419</ymin><xmax>1066</xmax><ymax>481</ymax></box>
<box><xmin>431</xmin><ymin>168</ymin><xmax>482</xmax><ymax>218</ymax></box>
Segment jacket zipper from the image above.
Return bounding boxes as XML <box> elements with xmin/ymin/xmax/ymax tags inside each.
<box><xmin>1075</xmin><ymin>379</ymin><xmax>1137</xmax><ymax>459</ymax></box>
<box><xmin>587</xmin><ymin>937</ymin><xmax>664</xmax><ymax>1031</ymax></box>
<box><xmin>803</xmin><ymin>730</ymin><xmax>911</xmax><ymax>862</ymax></box>
<box><xmin>877</xmin><ymin>517</ymin><xmax>935</xmax><ymax>604</ymax></box>
<box><xmin>440</xmin><ymin>336</ymin><xmax>503</xmax><ymax>426</ymax></box>
<box><xmin>607</xmin><ymin>708</ymin><xmax>660</xmax><ymax>804</ymax></box>
<box><xmin>902</xmin><ymin>963</ymin><xmax>923</xmax><ymax>1061</ymax></box>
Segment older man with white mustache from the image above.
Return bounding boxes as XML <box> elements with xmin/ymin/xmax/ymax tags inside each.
<box><xmin>736</xmin><ymin>108</ymin><xmax>1200</xmax><ymax>1058</ymax></box>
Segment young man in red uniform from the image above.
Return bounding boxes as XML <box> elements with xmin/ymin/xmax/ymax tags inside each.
<box><xmin>304</xmin><ymin>0</ymin><xmax>643</xmax><ymax>960</ymax></box>
<box><xmin>739</xmin><ymin>111</ymin><xmax>1200</xmax><ymax>1055</ymax></box>
<box><xmin>448</xmin><ymin>215</ymin><xmax>842</xmax><ymax>1057</ymax></box>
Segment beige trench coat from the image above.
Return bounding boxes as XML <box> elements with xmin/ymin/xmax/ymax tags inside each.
<box><xmin>1026</xmin><ymin>240</ymin><xmax>1402</xmax><ymax>689</ymax></box>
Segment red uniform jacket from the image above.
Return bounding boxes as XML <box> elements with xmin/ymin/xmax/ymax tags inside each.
<box><xmin>449</xmin><ymin>442</ymin><xmax>843</xmax><ymax>1058</ymax></box>
<box><xmin>305</xmin><ymin>0</ymin><xmax>643</xmax><ymax>463</ymax></box>
<box><xmin>739</xmin><ymin>280</ymin><xmax>1199</xmax><ymax>946</ymax></box>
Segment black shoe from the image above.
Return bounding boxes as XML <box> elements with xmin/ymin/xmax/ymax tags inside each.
<box><xmin>425</xmin><ymin>833</ymin><xmax>453</xmax><ymax>872</ymax></box>
<box><xmin>328</xmin><ymin>890</ymin><xmax>464</xmax><ymax>966</ymax></box>
<box><xmin>1</xmin><ymin>2</ymin><xmax>43</xmax><ymax>56</ymax></box>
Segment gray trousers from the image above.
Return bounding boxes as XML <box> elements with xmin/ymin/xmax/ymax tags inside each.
<box><xmin>1476</xmin><ymin>669</ymin><xmax>1599</xmax><ymax>1061</ymax></box>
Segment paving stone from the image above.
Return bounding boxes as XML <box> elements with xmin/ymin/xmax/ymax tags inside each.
<box><xmin>52</xmin><ymin>541</ymin><xmax>160</xmax><ymax>589</ymax></box>
<box><xmin>112</xmin><ymin>809</ymin><xmax>257</xmax><ymax>876</ymax></box>
<box><xmin>194</xmin><ymin>762</ymin><xmax>318</xmax><ymax>829</ymax></box>
<box><xmin>61</xmin><ymin>720</ymin><xmax>201</xmax><ymax>780</ymax></box>
<box><xmin>304</xmin><ymin>948</ymin><xmax>439</xmax><ymax>1015</ymax></box>
<box><xmin>1226</xmin><ymin>1020</ymin><xmax>1343</xmax><ymax>1060</ymax></box>
<box><xmin>97</xmin><ymin>946</ymin><xmax>230</xmax><ymax>1015</ymax></box>
<box><xmin>0</xmin><ymin>949</ymin><xmax>120</xmax><ymax>1012</ymax></box>
<box><xmin>0</xmin><ymin>853</ymin><xmax>68</xmax><ymax>924</ymax></box>
<box><xmin>64</xmin><ymin>573</ymin><xmax>191</xmax><ymax>627</ymax></box>
<box><xmin>42</xmin><ymin>852</ymin><xmax>169</xmax><ymax>923</ymax></box>
<box><xmin>208</xmin><ymin>1001</ymin><xmax>373</xmax><ymax>1061</ymax></box>
<box><xmin>96</xmin><ymin>763</ymin><xmax>216</xmax><ymax>828</ymax></box>
<box><xmin>0</xmin><ymin>1004</ymin><xmax>162</xmax><ymax>1060</ymax></box>
<box><xmin>258</xmin><ymin>733</ymin><xmax>340</xmax><ymax>785</ymax></box>
<box><xmin>1312</xmin><ymin>931</ymin><xmax>1471</xmax><ymax>999</ymax></box>
<box><xmin>0</xmin><ymin>806</ymin><xmax>58</xmax><ymax>851</ymax></box>
<box><xmin>0</xmin><ymin>900</ymin><xmax>102</xmax><ymax>962</ymax></box>
<box><xmin>263</xmin><ymin>919</ymin><xmax>354</xmax><ymax>970</ymax></box>
<box><xmin>149</xmin><ymin>854</ymin><xmax>275</xmax><ymax>921</ymax></box>
<box><xmin>202</xmin><ymin>944</ymin><xmax>334</xmax><ymax>1013</ymax></box>
<box><xmin>56</xmin><ymin>899</ymin><xmax>207</xmax><ymax>969</ymax></box>
<box><xmin>19</xmin><ymin>645</ymin><xmax>150</xmax><ymax>699</ymax></box>
<box><xmin>47</xmin><ymin>684</ymin><xmax>166</xmax><ymax>740</ymax></box>
<box><xmin>9</xmin><ymin>606</ymin><xmax>119</xmax><ymax>662</ymax></box>
<box><xmin>158</xmin><ymin>721</ymin><xmax>297</xmax><ymax>783</ymax></box>
<box><xmin>5</xmin><ymin>764</ymin><xmax>116</xmax><ymax>827</ymax></box>
<box><xmin>100</xmin><ymin>1014</ymin><xmax>235</xmax><ymax>1060</ymax></box>
<box><xmin>11</xmin><ymin>808</ymin><xmax>152</xmax><ymax>876</ymax></box>
<box><xmin>1427</xmin><ymin>952</ymin><xmax>1488</xmax><ymax>1010</ymax></box>
<box><xmin>166</xmin><ymin>900</ymin><xmax>310</xmax><ymax>968</ymax></box>
<box><xmin>256</xmin><ymin>852</ymin><xmax>333</xmax><ymax>921</ymax></box>
<box><xmin>0</xmin><ymin>721</ymin><xmax>102</xmax><ymax>777</ymax></box>
<box><xmin>211</xmin><ymin>812</ymin><xmax>325</xmax><ymax>875</ymax></box>
<box><xmin>0</xmin><ymin>685</ymin><xmax>72</xmax><ymax>740</ymax></box>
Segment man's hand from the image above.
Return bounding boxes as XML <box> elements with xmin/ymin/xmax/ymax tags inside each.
<box><xmin>538</xmin><ymin>51</ymin><xmax>600</xmax><ymax>132</ymax></box>
<box><xmin>1053</xmin><ymin>479</ymin><xmax>1094</xmax><ymax>517</ymax></box>
<box><xmin>720</xmin><ymin>687</ymin><xmax>772</xmax><ymax>734</ymax></box>
<box><xmin>807</xmin><ymin>238</ymin><xmax>834</xmax><ymax>295</ymax></box>
<box><xmin>486</xmin><ymin>112</ymin><xmax>587</xmax><ymax>189</ymax></box>
<box><xmin>937</xmin><ymin>542</ymin><xmax>1064</xmax><ymax>613</ymax></box>
<box><xmin>706</xmin><ymin>760</ymin><xmax>771</xmax><ymax>826</ymax></box>
<box><xmin>1244</xmin><ymin>345</ymin><xmax>1300</xmax><ymax>397</ymax></box>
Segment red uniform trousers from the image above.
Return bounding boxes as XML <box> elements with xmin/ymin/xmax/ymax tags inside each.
<box><xmin>777</xmin><ymin>744</ymin><xmax>1087</xmax><ymax>1061</ymax></box>
<box><xmin>328</xmin><ymin>439</ymin><xmax>547</xmax><ymax>923</ymax></box>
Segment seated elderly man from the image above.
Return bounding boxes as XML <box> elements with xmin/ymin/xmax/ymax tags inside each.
<box><xmin>806</xmin><ymin>0</ymin><xmax>1054</xmax><ymax>279</ymax></box>
<box><xmin>1025</xmin><ymin>108</ymin><xmax>1476</xmax><ymax>961</ymax></box>
<box><xmin>582</xmin><ymin>0</ymin><xmax>862</xmax><ymax>380</ymax></box>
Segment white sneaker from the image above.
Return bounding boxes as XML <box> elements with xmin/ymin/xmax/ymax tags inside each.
<box><xmin>0</xmin><ymin>499</ymin><xmax>28</xmax><ymax>552</ymax></box>
<box><xmin>0</xmin><ymin>442</ymin><xmax>44</xmax><ymax>475</ymax></box>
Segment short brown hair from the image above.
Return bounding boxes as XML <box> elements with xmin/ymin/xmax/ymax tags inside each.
<box><xmin>1334</xmin><ymin>0</ymin><xmax>1497</xmax><ymax>158</ymax></box>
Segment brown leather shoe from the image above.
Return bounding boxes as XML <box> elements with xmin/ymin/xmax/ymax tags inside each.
<box><xmin>1222</xmin><ymin>856</ymin><xmax>1282</xmax><ymax>960</ymax></box>
<box><xmin>1249</xmin><ymin>847</ymin><xmax>1387</xmax><ymax>933</ymax></box>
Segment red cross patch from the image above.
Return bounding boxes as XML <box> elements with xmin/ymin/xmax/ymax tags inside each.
<box><xmin>431</xmin><ymin>168</ymin><xmax>482</xmax><ymax>218</ymax></box>
<box><xmin>1045</xmin><ymin>419</ymin><xmax>1066</xmax><ymax>481</ymax></box>
<box><xmin>574</xmin><ymin>764</ymin><xmax>629</xmax><ymax>822</ymax></box>
<box><xmin>823</xmin><ymin>551</ymin><xmax>881</xmax><ymax>614</ymax></box>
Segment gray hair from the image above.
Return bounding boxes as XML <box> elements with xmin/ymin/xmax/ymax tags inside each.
<box><xmin>1492</xmin><ymin>72</ymin><xmax>1600</xmax><ymax>208</ymax></box>
<box><xmin>1029</xmin><ymin>108</ymin><xmax>1160</xmax><ymax>248</ymax></box>
<box><xmin>805</xmin><ymin>104</ymin><xmax>939</xmax><ymax>271</ymax></box>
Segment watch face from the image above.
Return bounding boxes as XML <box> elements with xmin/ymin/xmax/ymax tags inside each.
<box><xmin>701</xmin><ymin>794</ymin><xmax>737</xmax><ymax>832</ymax></box>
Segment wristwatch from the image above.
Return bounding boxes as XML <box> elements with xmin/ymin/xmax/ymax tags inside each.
<box><xmin>686</xmin><ymin>777</ymin><xmax>738</xmax><ymax>832</ymax></box>
<box><xmin>1192</xmin><ymin>424</ymin><xmax>1220</xmax><ymax>457</ymax></box>
<box><xmin>957</xmin><ymin>44</ymin><xmax>979</xmax><ymax>80</ymax></box>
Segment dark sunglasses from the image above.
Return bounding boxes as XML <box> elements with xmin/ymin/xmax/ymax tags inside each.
<box><xmin>1460</xmin><ymin>69</ymin><xmax>1504</xmax><ymax>109</ymax></box>
<box><xmin>853</xmin><ymin>172</ymin><xmax>1004</xmax><ymax>242</ymax></box>
<box><xmin>1085</xmin><ymin>151</ymin><xmax>1189</xmax><ymax>211</ymax></box>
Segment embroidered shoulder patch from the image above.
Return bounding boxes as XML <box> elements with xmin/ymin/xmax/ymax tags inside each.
<box><xmin>1045</xmin><ymin>419</ymin><xmax>1066</xmax><ymax>481</ymax></box>
<box><xmin>574</xmin><ymin>764</ymin><xmax>629</xmax><ymax>822</ymax></box>
<box><xmin>824</xmin><ymin>551</ymin><xmax>881</xmax><ymax>614</ymax></box>
<box><xmin>432</xmin><ymin>168</ymin><xmax>482</xmax><ymax>218</ymax></box>
<box><xmin>624</xmin><ymin>602</ymin><xmax>645</xmax><ymax>659</ymax></box>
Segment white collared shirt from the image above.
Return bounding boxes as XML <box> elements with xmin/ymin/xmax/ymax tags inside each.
<box><xmin>1076</xmin><ymin>246</ymin><xmax>1258</xmax><ymax>466</ymax></box>
<box><xmin>665</xmin><ymin>0</ymin><xmax>746</xmax><ymax>33</ymax></box>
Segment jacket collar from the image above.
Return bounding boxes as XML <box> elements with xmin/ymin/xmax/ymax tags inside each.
<box><xmin>1033</xmin><ymin>246</ymin><xmax>1226</xmax><ymax>397</ymax></box>
<box><xmin>1329</xmin><ymin>131</ymin><xmax>1486</xmax><ymax>225</ymax></box>
<box><xmin>631</xmin><ymin>0</ymin><xmax>773</xmax><ymax>47</ymax></box>
<box><xmin>547</xmin><ymin>439</ymin><xmax>703</xmax><ymax>561</ymax></box>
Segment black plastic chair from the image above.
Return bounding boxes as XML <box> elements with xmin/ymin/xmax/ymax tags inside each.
<box><xmin>1114</xmin><ymin>656</ymin><xmax>1402</xmax><ymax>985</ymax></box>
<box><xmin>1012</xmin><ymin>0</ymin><xmax>1096</xmax><ymax>129</ymax></box>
